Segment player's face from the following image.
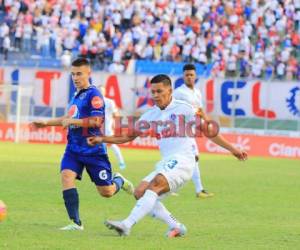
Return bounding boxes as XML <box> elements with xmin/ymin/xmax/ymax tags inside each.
<box><xmin>183</xmin><ymin>70</ymin><xmax>196</xmax><ymax>88</ymax></box>
<box><xmin>71</xmin><ymin>65</ymin><xmax>91</xmax><ymax>90</ymax></box>
<box><xmin>151</xmin><ymin>82</ymin><xmax>172</xmax><ymax>109</ymax></box>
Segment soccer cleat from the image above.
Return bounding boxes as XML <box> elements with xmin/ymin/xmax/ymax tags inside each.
<box><xmin>59</xmin><ymin>222</ymin><xmax>84</xmax><ymax>231</ymax></box>
<box><xmin>170</xmin><ymin>192</ymin><xmax>179</xmax><ymax>196</ymax></box>
<box><xmin>119</xmin><ymin>163</ymin><xmax>126</xmax><ymax>170</ymax></box>
<box><xmin>166</xmin><ymin>223</ymin><xmax>187</xmax><ymax>238</ymax></box>
<box><xmin>104</xmin><ymin>220</ymin><xmax>130</xmax><ymax>236</ymax></box>
<box><xmin>114</xmin><ymin>172</ymin><xmax>134</xmax><ymax>195</ymax></box>
<box><xmin>196</xmin><ymin>190</ymin><xmax>214</xmax><ymax>198</ymax></box>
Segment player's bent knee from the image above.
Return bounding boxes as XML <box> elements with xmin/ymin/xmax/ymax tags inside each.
<box><xmin>99</xmin><ymin>190</ymin><xmax>114</xmax><ymax>198</ymax></box>
<box><xmin>100</xmin><ymin>192</ymin><xmax>114</xmax><ymax>198</ymax></box>
<box><xmin>151</xmin><ymin>174</ymin><xmax>166</xmax><ymax>187</ymax></box>
<box><xmin>134</xmin><ymin>181</ymin><xmax>149</xmax><ymax>199</ymax></box>
<box><xmin>97</xmin><ymin>186</ymin><xmax>115</xmax><ymax>198</ymax></box>
<box><xmin>148</xmin><ymin>174</ymin><xmax>170</xmax><ymax>195</ymax></box>
<box><xmin>61</xmin><ymin>170</ymin><xmax>76</xmax><ymax>188</ymax></box>
<box><xmin>134</xmin><ymin>188</ymin><xmax>145</xmax><ymax>200</ymax></box>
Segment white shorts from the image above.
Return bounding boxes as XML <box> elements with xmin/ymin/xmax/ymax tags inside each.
<box><xmin>143</xmin><ymin>155</ymin><xmax>195</xmax><ymax>193</ymax></box>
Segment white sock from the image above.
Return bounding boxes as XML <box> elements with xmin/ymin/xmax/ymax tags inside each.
<box><xmin>110</xmin><ymin>144</ymin><xmax>125</xmax><ymax>165</ymax></box>
<box><xmin>192</xmin><ymin>161</ymin><xmax>204</xmax><ymax>193</ymax></box>
<box><xmin>150</xmin><ymin>201</ymin><xmax>179</xmax><ymax>228</ymax></box>
<box><xmin>123</xmin><ymin>190</ymin><xmax>158</xmax><ymax>229</ymax></box>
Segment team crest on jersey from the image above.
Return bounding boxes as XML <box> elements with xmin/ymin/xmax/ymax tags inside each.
<box><xmin>79</xmin><ymin>92</ymin><xmax>87</xmax><ymax>100</ymax></box>
<box><xmin>91</xmin><ymin>96</ymin><xmax>104</xmax><ymax>109</ymax></box>
<box><xmin>68</xmin><ymin>105</ymin><xmax>78</xmax><ymax>118</ymax></box>
<box><xmin>170</xmin><ymin>114</ymin><xmax>176</xmax><ymax>121</ymax></box>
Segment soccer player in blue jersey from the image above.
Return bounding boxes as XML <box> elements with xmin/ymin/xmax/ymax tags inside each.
<box><xmin>32</xmin><ymin>58</ymin><xmax>133</xmax><ymax>230</ymax></box>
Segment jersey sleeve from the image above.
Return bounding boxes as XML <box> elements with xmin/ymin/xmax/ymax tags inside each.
<box><xmin>136</xmin><ymin>109</ymin><xmax>154</xmax><ymax>135</ymax></box>
<box><xmin>89</xmin><ymin>89</ymin><xmax>105</xmax><ymax>117</ymax></box>
<box><xmin>138</xmin><ymin>109</ymin><xmax>152</xmax><ymax>123</ymax></box>
<box><xmin>185</xmin><ymin>104</ymin><xmax>197</xmax><ymax>123</ymax></box>
<box><xmin>173</xmin><ymin>88</ymin><xmax>183</xmax><ymax>101</ymax></box>
<box><xmin>173</xmin><ymin>89</ymin><xmax>195</xmax><ymax>109</ymax></box>
<box><xmin>174</xmin><ymin>89</ymin><xmax>198</xmax><ymax>113</ymax></box>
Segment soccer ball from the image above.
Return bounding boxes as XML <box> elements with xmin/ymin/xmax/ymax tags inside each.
<box><xmin>0</xmin><ymin>200</ymin><xmax>7</xmax><ymax>222</ymax></box>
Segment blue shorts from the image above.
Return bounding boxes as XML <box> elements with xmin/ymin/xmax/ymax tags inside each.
<box><xmin>60</xmin><ymin>151</ymin><xmax>113</xmax><ymax>186</ymax></box>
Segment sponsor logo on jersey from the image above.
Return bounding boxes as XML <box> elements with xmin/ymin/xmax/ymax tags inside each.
<box><xmin>91</xmin><ymin>96</ymin><xmax>104</xmax><ymax>109</ymax></box>
<box><xmin>68</xmin><ymin>105</ymin><xmax>78</xmax><ymax>118</ymax></box>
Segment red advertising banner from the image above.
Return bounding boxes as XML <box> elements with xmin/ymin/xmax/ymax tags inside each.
<box><xmin>120</xmin><ymin>133</ymin><xmax>300</xmax><ymax>159</ymax></box>
<box><xmin>0</xmin><ymin>123</ymin><xmax>67</xmax><ymax>144</ymax></box>
<box><xmin>196</xmin><ymin>134</ymin><xmax>300</xmax><ymax>159</ymax></box>
<box><xmin>1</xmin><ymin>123</ymin><xmax>299</xmax><ymax>159</ymax></box>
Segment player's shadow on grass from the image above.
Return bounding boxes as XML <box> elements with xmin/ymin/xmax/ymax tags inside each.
<box><xmin>27</xmin><ymin>222</ymin><xmax>58</xmax><ymax>230</ymax></box>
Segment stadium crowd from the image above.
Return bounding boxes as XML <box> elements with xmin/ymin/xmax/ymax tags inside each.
<box><xmin>0</xmin><ymin>0</ymin><xmax>299</xmax><ymax>79</ymax></box>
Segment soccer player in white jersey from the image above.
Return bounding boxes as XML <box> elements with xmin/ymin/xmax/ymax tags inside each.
<box><xmin>173</xmin><ymin>63</ymin><xmax>213</xmax><ymax>198</ymax></box>
<box><xmin>87</xmin><ymin>74</ymin><xmax>247</xmax><ymax>237</ymax></box>
<box><xmin>99</xmin><ymin>86</ymin><xmax>126</xmax><ymax>170</ymax></box>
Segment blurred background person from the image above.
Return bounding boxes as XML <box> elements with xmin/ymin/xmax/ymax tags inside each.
<box><xmin>99</xmin><ymin>85</ymin><xmax>126</xmax><ymax>170</ymax></box>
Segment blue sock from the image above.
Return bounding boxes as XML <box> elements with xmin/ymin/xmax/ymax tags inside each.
<box><xmin>112</xmin><ymin>176</ymin><xmax>124</xmax><ymax>194</ymax></box>
<box><xmin>63</xmin><ymin>188</ymin><xmax>81</xmax><ymax>226</ymax></box>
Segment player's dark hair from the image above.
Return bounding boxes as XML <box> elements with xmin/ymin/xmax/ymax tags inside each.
<box><xmin>71</xmin><ymin>58</ymin><xmax>90</xmax><ymax>67</ymax></box>
<box><xmin>150</xmin><ymin>74</ymin><xmax>172</xmax><ymax>86</ymax></box>
<box><xmin>183</xmin><ymin>63</ymin><xmax>196</xmax><ymax>72</ymax></box>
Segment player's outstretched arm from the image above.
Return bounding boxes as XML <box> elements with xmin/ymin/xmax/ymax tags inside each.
<box><xmin>198</xmin><ymin>109</ymin><xmax>247</xmax><ymax>161</ymax></box>
<box><xmin>61</xmin><ymin>116</ymin><xmax>104</xmax><ymax>129</ymax></box>
<box><xmin>209</xmin><ymin>134</ymin><xmax>248</xmax><ymax>161</ymax></box>
<box><xmin>87</xmin><ymin>134</ymin><xmax>138</xmax><ymax>146</ymax></box>
<box><xmin>31</xmin><ymin>116</ymin><xmax>68</xmax><ymax>128</ymax></box>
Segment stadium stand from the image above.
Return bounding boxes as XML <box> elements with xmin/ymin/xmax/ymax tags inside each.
<box><xmin>0</xmin><ymin>0</ymin><xmax>299</xmax><ymax>78</ymax></box>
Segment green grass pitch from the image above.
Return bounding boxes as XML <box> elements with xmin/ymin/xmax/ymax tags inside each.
<box><xmin>0</xmin><ymin>142</ymin><xmax>299</xmax><ymax>249</ymax></box>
